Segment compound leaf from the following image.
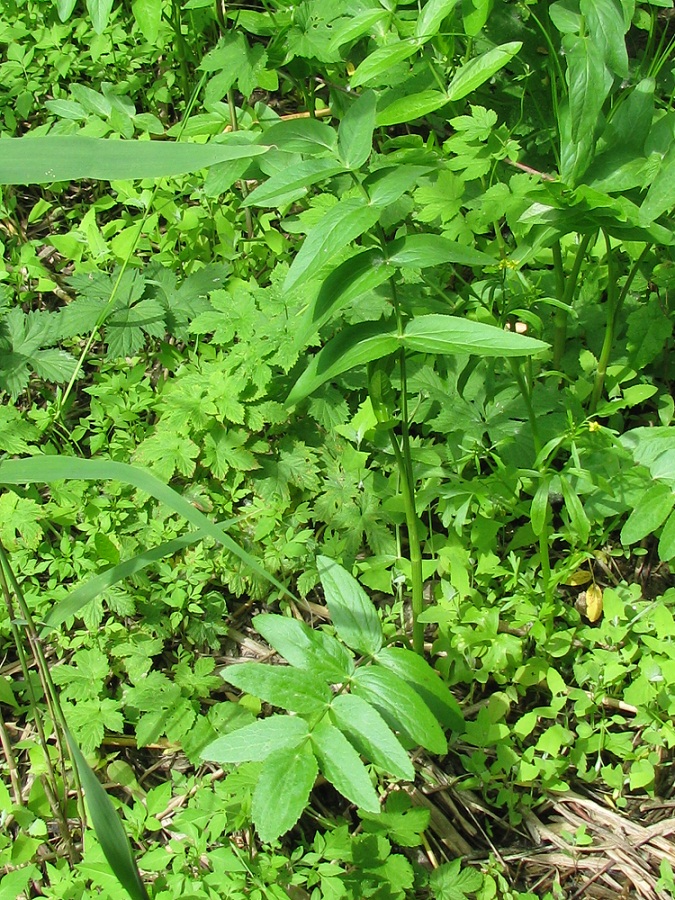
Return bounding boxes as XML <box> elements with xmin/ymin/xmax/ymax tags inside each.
<box><xmin>311</xmin><ymin>720</ymin><xmax>381</xmax><ymax>812</ymax></box>
<box><xmin>317</xmin><ymin>556</ymin><xmax>383</xmax><ymax>656</ymax></box>
<box><xmin>201</xmin><ymin>714</ymin><xmax>309</xmax><ymax>763</ymax></box>
<box><xmin>222</xmin><ymin>662</ymin><xmax>331</xmax><ymax>714</ymax></box>
<box><xmin>252</xmin><ymin>743</ymin><xmax>318</xmax><ymax>842</ymax></box>
<box><xmin>331</xmin><ymin>693</ymin><xmax>414</xmax><ymax>781</ymax></box>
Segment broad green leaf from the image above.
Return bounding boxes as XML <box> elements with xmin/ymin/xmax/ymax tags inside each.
<box><xmin>311</xmin><ymin>720</ymin><xmax>381</xmax><ymax>812</ymax></box>
<box><xmin>317</xmin><ymin>556</ymin><xmax>383</xmax><ymax>656</ymax></box>
<box><xmin>402</xmin><ymin>315</ymin><xmax>548</xmax><ymax>357</ymax></box>
<box><xmin>463</xmin><ymin>0</ymin><xmax>493</xmax><ymax>36</ymax></box>
<box><xmin>66</xmin><ymin>730</ymin><xmax>149</xmax><ymax>900</ymax></box>
<box><xmin>387</xmin><ymin>234</ymin><xmax>497</xmax><ymax>268</ymax></box>
<box><xmin>447</xmin><ymin>42</ymin><xmax>522</xmax><ymax>102</ymax></box>
<box><xmin>366</xmin><ymin>165</ymin><xmax>436</xmax><ymax>207</ymax></box>
<box><xmin>327</xmin><ymin>10</ymin><xmax>388</xmax><ymax>52</ymax></box>
<box><xmin>296</xmin><ymin>248</ymin><xmax>389</xmax><ymax>347</ymax></box>
<box><xmin>44</xmin><ymin>99</ymin><xmax>86</xmax><ymax>120</ymax></box>
<box><xmin>87</xmin><ymin>0</ymin><xmax>114</xmax><ymax>33</ymax></box>
<box><xmin>580</xmin><ymin>0</ymin><xmax>628</xmax><ymax>78</ymax></box>
<box><xmin>374</xmin><ymin>647</ymin><xmax>463</xmax><ymax>731</ymax></box>
<box><xmin>56</xmin><ymin>0</ymin><xmax>78</xmax><ymax>21</ymax></box>
<box><xmin>286</xmin><ymin>320</ymin><xmax>399</xmax><ymax>405</ymax></box>
<box><xmin>201</xmin><ymin>714</ymin><xmax>309</xmax><ymax>763</ymax></box>
<box><xmin>376</xmin><ymin>91</ymin><xmax>449</xmax><ymax>127</ymax></box>
<box><xmin>0</xmin><ymin>136</ymin><xmax>268</xmax><ymax>185</ymax></box>
<box><xmin>564</xmin><ymin>34</ymin><xmax>612</xmax><ymax>144</ymax></box>
<box><xmin>530</xmin><ymin>477</ymin><xmax>551</xmax><ymax>538</ymax></box>
<box><xmin>621</xmin><ymin>482</ymin><xmax>675</xmax><ymax>545</ymax></box>
<box><xmin>0</xmin><ymin>457</ymin><xmax>290</xmax><ymax>600</ymax></box>
<box><xmin>415</xmin><ymin>0</ymin><xmax>461</xmax><ymax>39</ymax></box>
<box><xmin>350</xmin><ymin>40</ymin><xmax>421</xmax><ymax>89</ymax></box>
<box><xmin>222</xmin><ymin>662</ymin><xmax>331</xmax><ymax>714</ymax></box>
<box><xmin>252</xmin><ymin>743</ymin><xmax>318</xmax><ymax>842</ymax></box>
<box><xmin>658</xmin><ymin>510</ymin><xmax>675</xmax><ymax>561</ymax></box>
<box><xmin>284</xmin><ymin>198</ymin><xmax>380</xmax><ymax>292</ymax></box>
<box><xmin>352</xmin><ymin>667</ymin><xmax>447</xmax><ymax>754</ymax></box>
<box><xmin>242</xmin><ymin>159</ymin><xmax>346</xmax><ymax>207</ymax></box>
<box><xmin>43</xmin><ymin>519</ymin><xmax>236</xmax><ymax>634</ymax></box>
<box><xmin>338</xmin><ymin>91</ymin><xmax>377</xmax><ymax>170</ymax></box>
<box><xmin>331</xmin><ymin>693</ymin><xmax>414</xmax><ymax>781</ymax></box>
<box><xmin>559</xmin><ymin>474</ymin><xmax>591</xmax><ymax>545</ymax></box>
<box><xmin>600</xmin><ymin>78</ymin><xmax>655</xmax><ymax>155</ymax></box>
<box><xmin>641</xmin><ymin>140</ymin><xmax>675</xmax><ymax>224</ymax></box>
<box><xmin>261</xmin><ymin>118</ymin><xmax>338</xmax><ymax>155</ymax></box>
<box><xmin>253</xmin><ymin>613</ymin><xmax>355</xmax><ymax>682</ymax></box>
<box><xmin>131</xmin><ymin>0</ymin><xmax>162</xmax><ymax>43</ymax></box>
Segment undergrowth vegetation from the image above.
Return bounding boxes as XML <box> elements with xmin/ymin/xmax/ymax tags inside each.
<box><xmin>1</xmin><ymin>0</ymin><xmax>675</xmax><ymax>897</ymax></box>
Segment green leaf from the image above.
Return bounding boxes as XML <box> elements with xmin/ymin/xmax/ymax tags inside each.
<box><xmin>65</xmin><ymin>730</ymin><xmax>149</xmax><ymax>900</ymax></box>
<box><xmin>366</xmin><ymin>165</ymin><xmax>436</xmax><ymax>207</ymax></box>
<box><xmin>327</xmin><ymin>10</ymin><xmax>387</xmax><ymax>53</ymax></box>
<box><xmin>447</xmin><ymin>42</ymin><xmax>522</xmax><ymax>101</ymax></box>
<box><xmin>338</xmin><ymin>91</ymin><xmax>377</xmax><ymax>170</ymax></box>
<box><xmin>253</xmin><ymin>613</ymin><xmax>355</xmax><ymax>682</ymax></box>
<box><xmin>243</xmin><ymin>159</ymin><xmax>346</xmax><ymax>208</ymax></box>
<box><xmin>317</xmin><ymin>556</ymin><xmax>384</xmax><ymax>656</ymax></box>
<box><xmin>530</xmin><ymin>477</ymin><xmax>551</xmax><ymax>538</ymax></box>
<box><xmin>295</xmin><ymin>248</ymin><xmax>390</xmax><ymax>347</ymax></box>
<box><xmin>580</xmin><ymin>0</ymin><xmax>628</xmax><ymax>78</ymax></box>
<box><xmin>641</xmin><ymin>140</ymin><xmax>675</xmax><ymax>224</ymax></box>
<box><xmin>331</xmin><ymin>693</ymin><xmax>414</xmax><ymax>781</ymax></box>
<box><xmin>311</xmin><ymin>720</ymin><xmax>381</xmax><ymax>812</ymax></box>
<box><xmin>621</xmin><ymin>482</ymin><xmax>675</xmax><ymax>545</ymax></box>
<box><xmin>131</xmin><ymin>0</ymin><xmax>162</xmax><ymax>43</ymax></box>
<box><xmin>252</xmin><ymin>743</ymin><xmax>318</xmax><ymax>842</ymax></box>
<box><xmin>56</xmin><ymin>0</ymin><xmax>78</xmax><ymax>21</ymax></box>
<box><xmin>284</xmin><ymin>197</ymin><xmax>380</xmax><ymax>292</ymax></box>
<box><xmin>222</xmin><ymin>662</ymin><xmax>332</xmax><ymax>714</ymax></box>
<box><xmin>0</xmin><ymin>136</ymin><xmax>268</xmax><ymax>185</ymax></box>
<box><xmin>415</xmin><ymin>0</ymin><xmax>461</xmax><ymax>39</ymax></box>
<box><xmin>387</xmin><ymin>234</ymin><xmax>497</xmax><ymax>268</ymax></box>
<box><xmin>376</xmin><ymin>91</ymin><xmax>449</xmax><ymax>126</ymax></box>
<box><xmin>87</xmin><ymin>0</ymin><xmax>114</xmax><ymax>33</ymax></box>
<box><xmin>286</xmin><ymin>320</ymin><xmax>399</xmax><ymax>406</ymax></box>
<box><xmin>374</xmin><ymin>647</ymin><xmax>463</xmax><ymax>731</ymax></box>
<box><xmin>350</xmin><ymin>40</ymin><xmax>420</xmax><ymax>89</ymax></box>
<box><xmin>261</xmin><ymin>118</ymin><xmax>338</xmax><ymax>155</ymax></box>
<box><xmin>201</xmin><ymin>714</ymin><xmax>309</xmax><ymax>763</ymax></box>
<box><xmin>658</xmin><ymin>511</ymin><xmax>675</xmax><ymax>561</ymax></box>
<box><xmin>559</xmin><ymin>474</ymin><xmax>591</xmax><ymax>544</ymax></box>
<box><xmin>430</xmin><ymin>858</ymin><xmax>483</xmax><ymax>899</ymax></box>
<box><xmin>352</xmin><ymin>667</ymin><xmax>447</xmax><ymax>754</ymax></box>
<box><xmin>0</xmin><ymin>456</ymin><xmax>291</xmax><ymax>602</ymax></box>
<box><xmin>564</xmin><ymin>34</ymin><xmax>612</xmax><ymax>144</ymax></box>
<box><xmin>402</xmin><ymin>315</ymin><xmax>548</xmax><ymax>357</ymax></box>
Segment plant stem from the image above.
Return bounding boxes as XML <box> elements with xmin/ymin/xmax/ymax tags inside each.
<box><xmin>552</xmin><ymin>232</ymin><xmax>594</xmax><ymax>370</ymax></box>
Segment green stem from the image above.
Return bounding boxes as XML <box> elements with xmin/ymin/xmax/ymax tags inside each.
<box><xmin>510</xmin><ymin>359</ymin><xmax>542</xmax><ymax>457</ymax></box>
<box><xmin>552</xmin><ymin>232</ymin><xmax>594</xmax><ymax>370</ymax></box>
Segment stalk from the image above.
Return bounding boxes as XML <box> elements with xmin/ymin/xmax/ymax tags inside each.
<box><xmin>552</xmin><ymin>233</ymin><xmax>594</xmax><ymax>370</ymax></box>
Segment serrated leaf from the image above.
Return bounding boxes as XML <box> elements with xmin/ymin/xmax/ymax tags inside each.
<box><xmin>447</xmin><ymin>42</ymin><xmax>522</xmax><ymax>101</ymax></box>
<box><xmin>253</xmin><ymin>613</ymin><xmax>355</xmax><ymax>682</ymax></box>
<box><xmin>201</xmin><ymin>714</ymin><xmax>309</xmax><ymax>763</ymax></box>
<box><xmin>311</xmin><ymin>720</ymin><xmax>381</xmax><ymax>812</ymax></box>
<box><xmin>317</xmin><ymin>556</ymin><xmax>383</xmax><ymax>656</ymax></box>
<box><xmin>252</xmin><ymin>743</ymin><xmax>318</xmax><ymax>842</ymax></box>
<box><xmin>402</xmin><ymin>315</ymin><xmax>548</xmax><ymax>357</ymax></box>
<box><xmin>222</xmin><ymin>662</ymin><xmax>331</xmax><ymax>714</ymax></box>
<box><xmin>286</xmin><ymin>320</ymin><xmax>399</xmax><ymax>406</ymax></box>
<box><xmin>374</xmin><ymin>647</ymin><xmax>463</xmax><ymax>731</ymax></box>
<box><xmin>621</xmin><ymin>482</ymin><xmax>675</xmax><ymax>545</ymax></box>
<box><xmin>331</xmin><ymin>693</ymin><xmax>414</xmax><ymax>781</ymax></box>
<box><xmin>338</xmin><ymin>91</ymin><xmax>377</xmax><ymax>170</ymax></box>
<box><xmin>284</xmin><ymin>197</ymin><xmax>380</xmax><ymax>292</ymax></box>
<box><xmin>352</xmin><ymin>667</ymin><xmax>447</xmax><ymax>754</ymax></box>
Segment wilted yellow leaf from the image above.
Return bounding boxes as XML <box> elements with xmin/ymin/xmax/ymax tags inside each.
<box><xmin>585</xmin><ymin>584</ymin><xmax>603</xmax><ymax>622</ymax></box>
<box><xmin>565</xmin><ymin>569</ymin><xmax>593</xmax><ymax>586</ymax></box>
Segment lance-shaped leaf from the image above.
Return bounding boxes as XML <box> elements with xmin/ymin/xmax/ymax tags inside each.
<box><xmin>311</xmin><ymin>720</ymin><xmax>381</xmax><ymax>813</ymax></box>
<box><xmin>222</xmin><ymin>662</ymin><xmax>331</xmax><ymax>714</ymax></box>
<box><xmin>66</xmin><ymin>729</ymin><xmax>149</xmax><ymax>900</ymax></box>
<box><xmin>286</xmin><ymin>320</ymin><xmax>399</xmax><ymax>406</ymax></box>
<box><xmin>252</xmin><ymin>743</ymin><xmax>318</xmax><ymax>842</ymax></box>
<box><xmin>253</xmin><ymin>613</ymin><xmax>355</xmax><ymax>682</ymax></box>
<box><xmin>338</xmin><ymin>91</ymin><xmax>377</xmax><ymax>170</ymax></box>
<box><xmin>331</xmin><ymin>693</ymin><xmax>414</xmax><ymax>781</ymax></box>
<box><xmin>387</xmin><ymin>234</ymin><xmax>496</xmax><ymax>268</ymax></box>
<box><xmin>201</xmin><ymin>714</ymin><xmax>309</xmax><ymax>763</ymax></box>
<box><xmin>350</xmin><ymin>39</ymin><xmax>421</xmax><ymax>88</ymax></box>
<box><xmin>0</xmin><ymin>135</ymin><xmax>268</xmax><ymax>185</ymax></box>
<box><xmin>415</xmin><ymin>0</ymin><xmax>461</xmax><ymax>39</ymax></box>
<box><xmin>447</xmin><ymin>42</ymin><xmax>522</xmax><ymax>101</ymax></box>
<box><xmin>402</xmin><ymin>315</ymin><xmax>548</xmax><ymax>357</ymax></box>
<box><xmin>317</xmin><ymin>556</ymin><xmax>383</xmax><ymax>656</ymax></box>
<box><xmin>295</xmin><ymin>248</ymin><xmax>390</xmax><ymax>347</ymax></box>
<box><xmin>352</xmin><ymin>667</ymin><xmax>447</xmax><ymax>754</ymax></box>
<box><xmin>563</xmin><ymin>34</ymin><xmax>612</xmax><ymax>144</ymax></box>
<box><xmin>242</xmin><ymin>159</ymin><xmax>346</xmax><ymax>208</ymax></box>
<box><xmin>374</xmin><ymin>647</ymin><xmax>463</xmax><ymax>731</ymax></box>
<box><xmin>376</xmin><ymin>91</ymin><xmax>449</xmax><ymax>127</ymax></box>
<box><xmin>641</xmin><ymin>140</ymin><xmax>675</xmax><ymax>225</ymax></box>
<box><xmin>284</xmin><ymin>197</ymin><xmax>381</xmax><ymax>292</ymax></box>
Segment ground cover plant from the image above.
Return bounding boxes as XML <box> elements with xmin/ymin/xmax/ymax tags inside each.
<box><xmin>2</xmin><ymin>0</ymin><xmax>675</xmax><ymax>897</ymax></box>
